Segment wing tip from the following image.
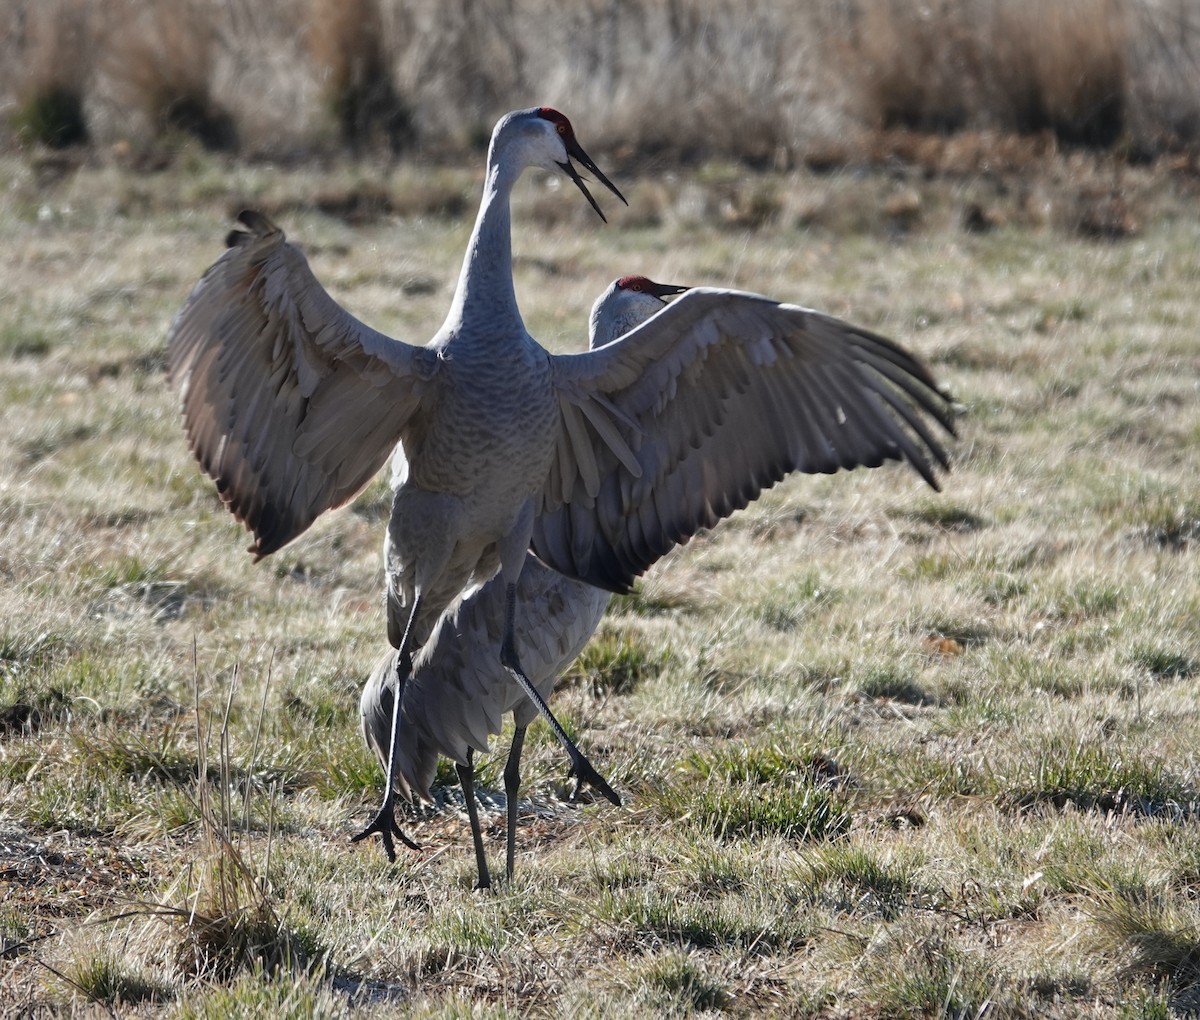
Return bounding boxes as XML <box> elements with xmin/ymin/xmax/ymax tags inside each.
<box><xmin>226</xmin><ymin>209</ymin><xmax>283</xmax><ymax>249</ymax></box>
<box><xmin>246</xmin><ymin>521</ymin><xmax>293</xmax><ymax>562</ymax></box>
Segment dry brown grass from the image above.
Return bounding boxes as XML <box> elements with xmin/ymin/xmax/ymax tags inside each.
<box><xmin>4</xmin><ymin>0</ymin><xmax>94</xmax><ymax>148</ymax></box>
<box><xmin>1</xmin><ymin>146</ymin><xmax>1199</xmax><ymax>1016</ymax></box>
<box><xmin>306</xmin><ymin>0</ymin><xmax>411</xmax><ymax>152</ymax></box>
<box><xmin>100</xmin><ymin>0</ymin><xmax>235</xmax><ymax>152</ymax></box>
<box><xmin>2</xmin><ymin>0</ymin><xmax>1199</xmax><ymax>165</ymax></box>
<box><xmin>844</xmin><ymin>0</ymin><xmax>1131</xmax><ymax>148</ymax></box>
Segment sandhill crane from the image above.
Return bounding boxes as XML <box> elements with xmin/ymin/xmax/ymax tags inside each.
<box><xmin>362</xmin><ymin>275</ymin><xmax>687</xmax><ymax>888</ymax></box>
<box><xmin>169</xmin><ymin>108</ymin><xmax>627</xmax><ymax>859</ymax></box>
<box><xmin>167</xmin><ymin>106</ymin><xmax>955</xmax><ymax>863</ymax></box>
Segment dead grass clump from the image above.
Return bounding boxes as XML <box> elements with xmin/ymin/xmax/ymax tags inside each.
<box><xmin>848</xmin><ymin>0</ymin><xmax>983</xmax><ymax>135</ymax></box>
<box><xmin>153</xmin><ymin>679</ymin><xmax>326</xmax><ymax>982</ymax></box>
<box><xmin>844</xmin><ymin>0</ymin><xmax>1131</xmax><ymax>150</ymax></box>
<box><xmin>170</xmin><ymin>853</ymin><xmax>320</xmax><ymax>981</ymax></box>
<box><xmin>1073</xmin><ymin>184</ymin><xmax>1141</xmax><ymax>239</ymax></box>
<box><xmin>987</xmin><ymin>1</ymin><xmax>1130</xmax><ymax>149</ymax></box>
<box><xmin>306</xmin><ymin>0</ymin><xmax>411</xmax><ymax>153</ymax></box>
<box><xmin>99</xmin><ymin>0</ymin><xmax>235</xmax><ymax>152</ymax></box>
<box><xmin>5</xmin><ymin>0</ymin><xmax>92</xmax><ymax>148</ymax></box>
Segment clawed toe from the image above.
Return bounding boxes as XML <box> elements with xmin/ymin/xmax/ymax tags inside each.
<box><xmin>351</xmin><ymin>805</ymin><xmax>421</xmax><ymax>861</ymax></box>
<box><xmin>568</xmin><ymin>760</ymin><xmax>622</xmax><ymax>807</ymax></box>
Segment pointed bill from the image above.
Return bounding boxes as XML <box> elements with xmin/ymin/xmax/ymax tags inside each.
<box><xmin>645</xmin><ymin>281</ymin><xmax>688</xmax><ymax>300</ymax></box>
<box><xmin>558</xmin><ymin>137</ymin><xmax>627</xmax><ymax>222</ymax></box>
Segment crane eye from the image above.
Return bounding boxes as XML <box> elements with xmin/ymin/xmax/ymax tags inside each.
<box><xmin>632</xmin><ymin>283</ymin><xmax>643</xmax><ymax>291</ymax></box>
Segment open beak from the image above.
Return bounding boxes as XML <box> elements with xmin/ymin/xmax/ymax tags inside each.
<box><xmin>558</xmin><ymin>137</ymin><xmax>627</xmax><ymax>222</ymax></box>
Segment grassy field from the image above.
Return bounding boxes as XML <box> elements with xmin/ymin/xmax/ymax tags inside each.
<box><xmin>1</xmin><ymin>145</ymin><xmax>1200</xmax><ymax>1018</ymax></box>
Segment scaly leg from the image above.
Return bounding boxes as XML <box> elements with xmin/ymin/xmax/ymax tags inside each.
<box><xmin>498</xmin><ymin>582</ymin><xmax>620</xmax><ymax>807</ymax></box>
<box><xmin>351</xmin><ymin>595</ymin><xmax>423</xmax><ymax>861</ymax></box>
<box><xmin>504</xmin><ymin>725</ymin><xmax>527</xmax><ymax>882</ymax></box>
<box><xmin>457</xmin><ymin>749</ymin><xmax>492</xmax><ymax>890</ymax></box>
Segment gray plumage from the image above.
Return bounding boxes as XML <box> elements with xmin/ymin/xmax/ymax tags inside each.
<box><xmin>361</xmin><ymin>277</ymin><xmax>683</xmax><ymax>887</ymax></box>
<box><xmin>166</xmin><ymin>106</ymin><xmax>954</xmax><ymax>862</ymax></box>
<box><xmin>168</xmin><ymin>108</ymin><xmax>629</xmax><ymax>860</ymax></box>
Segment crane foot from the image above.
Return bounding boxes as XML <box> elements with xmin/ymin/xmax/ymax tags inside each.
<box><xmin>568</xmin><ymin>756</ymin><xmax>622</xmax><ymax>807</ymax></box>
<box><xmin>351</xmin><ymin>803</ymin><xmax>422</xmax><ymax>861</ymax></box>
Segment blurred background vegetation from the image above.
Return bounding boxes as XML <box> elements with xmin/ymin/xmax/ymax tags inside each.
<box><xmin>2</xmin><ymin>0</ymin><xmax>1199</xmax><ymax>170</ymax></box>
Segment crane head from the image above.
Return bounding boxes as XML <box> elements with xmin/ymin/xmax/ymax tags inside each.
<box><xmin>615</xmin><ymin>276</ymin><xmax>689</xmax><ymax>300</ymax></box>
<box><xmin>536</xmin><ymin>108</ymin><xmax>627</xmax><ymax>222</ymax></box>
<box><xmin>590</xmin><ymin>275</ymin><xmax>689</xmax><ymax>348</ymax></box>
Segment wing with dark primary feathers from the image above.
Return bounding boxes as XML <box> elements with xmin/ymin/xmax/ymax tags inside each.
<box><xmin>539</xmin><ymin>287</ymin><xmax>955</xmax><ymax>593</ymax></box>
<box><xmin>167</xmin><ymin>210</ymin><xmax>437</xmax><ymax>559</ymax></box>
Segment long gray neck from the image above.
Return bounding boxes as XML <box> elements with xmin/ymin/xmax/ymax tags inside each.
<box><xmin>442</xmin><ymin>149</ymin><xmax>526</xmax><ymax>337</ymax></box>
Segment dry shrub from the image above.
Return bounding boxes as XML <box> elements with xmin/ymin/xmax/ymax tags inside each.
<box><xmin>2</xmin><ymin>0</ymin><xmax>1199</xmax><ymax>163</ymax></box>
<box><xmin>535</xmin><ymin>0</ymin><xmax>827</xmax><ymax>167</ymax></box>
<box><xmin>986</xmin><ymin>0</ymin><xmax>1129</xmax><ymax>148</ymax></box>
<box><xmin>385</xmin><ymin>0</ymin><xmax>530</xmax><ymax>152</ymax></box>
<box><xmin>843</xmin><ymin>0</ymin><xmax>1131</xmax><ymax>149</ymax></box>
<box><xmin>307</xmin><ymin>0</ymin><xmax>411</xmax><ymax>152</ymax></box>
<box><xmin>1126</xmin><ymin>0</ymin><xmax>1200</xmax><ymax>156</ymax></box>
<box><xmin>5</xmin><ymin>0</ymin><xmax>95</xmax><ymax>147</ymax></box>
<box><xmin>348</xmin><ymin>0</ymin><xmax>838</xmax><ymax>165</ymax></box>
<box><xmin>99</xmin><ymin>0</ymin><xmax>236</xmax><ymax>151</ymax></box>
<box><xmin>848</xmin><ymin>0</ymin><xmax>985</xmax><ymax>134</ymax></box>
<box><xmin>152</xmin><ymin>676</ymin><xmax>324</xmax><ymax>982</ymax></box>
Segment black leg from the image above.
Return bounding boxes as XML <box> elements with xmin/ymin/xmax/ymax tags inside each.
<box><xmin>498</xmin><ymin>582</ymin><xmax>621</xmax><ymax>807</ymax></box>
<box><xmin>504</xmin><ymin>725</ymin><xmax>526</xmax><ymax>882</ymax></box>
<box><xmin>457</xmin><ymin>749</ymin><xmax>492</xmax><ymax>890</ymax></box>
<box><xmin>351</xmin><ymin>596</ymin><xmax>423</xmax><ymax>860</ymax></box>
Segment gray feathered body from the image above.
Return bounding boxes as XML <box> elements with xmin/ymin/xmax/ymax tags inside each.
<box><xmin>386</xmin><ymin>324</ymin><xmax>558</xmax><ymax>650</ymax></box>
<box><xmin>362</xmin><ymin>559</ymin><xmax>610</xmax><ymax>801</ymax></box>
<box><xmin>363</xmin><ymin>279</ymin><xmax>674</xmax><ymax>804</ymax></box>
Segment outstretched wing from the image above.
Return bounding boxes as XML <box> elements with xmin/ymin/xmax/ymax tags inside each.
<box><xmin>167</xmin><ymin>211</ymin><xmax>438</xmax><ymax>559</ymax></box>
<box><xmin>539</xmin><ymin>287</ymin><xmax>955</xmax><ymax>593</ymax></box>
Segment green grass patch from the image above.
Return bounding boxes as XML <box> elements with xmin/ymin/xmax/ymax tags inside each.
<box><xmin>653</xmin><ymin>744</ymin><xmax>852</xmax><ymax>841</ymax></box>
<box><xmin>795</xmin><ymin>844</ymin><xmax>925</xmax><ymax>920</ymax></box>
<box><xmin>71</xmin><ymin>952</ymin><xmax>170</xmax><ymax>1008</ymax></box>
<box><xmin>623</xmin><ymin>951</ymin><xmax>731</xmax><ymax>1014</ymax></box>
<box><xmin>976</xmin><ymin>572</ymin><xmax>1030</xmax><ymax>605</ymax></box>
<box><xmin>855</xmin><ymin>663</ymin><xmax>929</xmax><ymax>704</ymax></box>
<box><xmin>896</xmin><ymin>502</ymin><xmax>989</xmax><ymax>532</ymax></box>
<box><xmin>1006</xmin><ymin>739</ymin><xmax>1194</xmax><ymax>818</ymax></box>
<box><xmin>173</xmin><ymin>970</ymin><xmax>339</xmax><ymax>1020</ymax></box>
<box><xmin>1090</xmin><ymin>889</ymin><xmax>1200</xmax><ymax>987</ymax></box>
<box><xmin>857</xmin><ymin>928</ymin><xmax>1008</xmax><ymax>1018</ymax></box>
<box><xmin>1127</xmin><ymin>645</ymin><xmax>1198</xmax><ymax>680</ymax></box>
<box><xmin>0</xmin><ymin>322</ymin><xmax>55</xmax><ymax>358</ymax></box>
<box><xmin>601</xmin><ymin>887</ymin><xmax>810</xmax><ymax>954</ymax></box>
<box><xmin>750</xmin><ymin>571</ymin><xmax>838</xmax><ymax>632</ymax></box>
<box><xmin>11</xmin><ymin>87</ymin><xmax>88</xmax><ymax>148</ymax></box>
<box><xmin>571</xmin><ymin>623</ymin><xmax>668</xmax><ymax>696</ymax></box>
